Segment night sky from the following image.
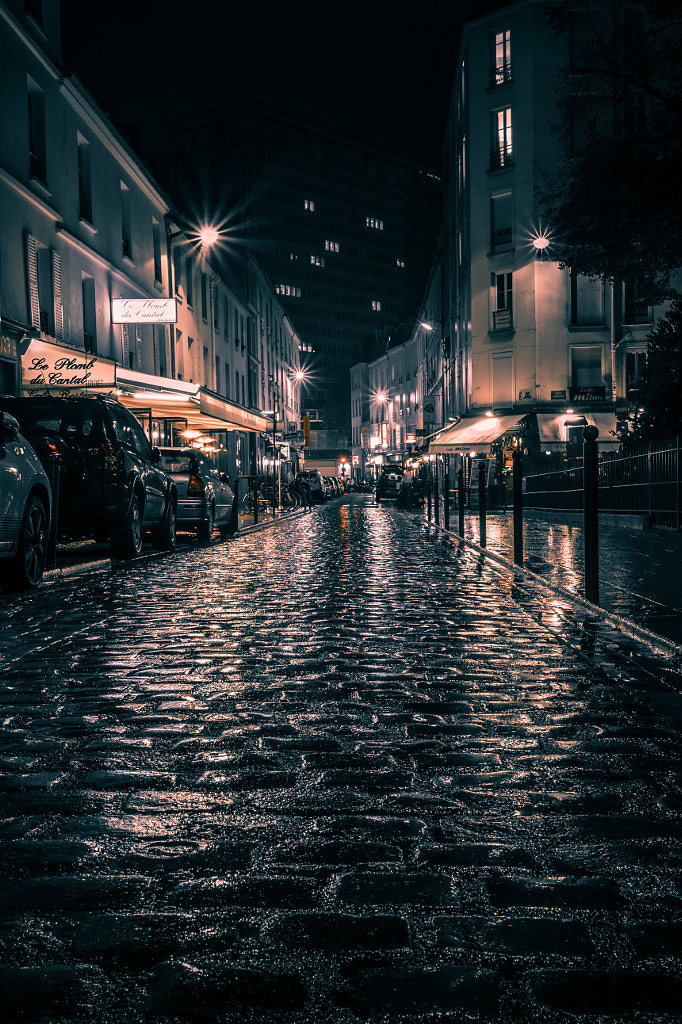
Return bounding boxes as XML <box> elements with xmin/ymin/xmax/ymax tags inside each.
<box><xmin>60</xmin><ymin>1</ymin><xmax>474</xmax><ymax>167</ymax></box>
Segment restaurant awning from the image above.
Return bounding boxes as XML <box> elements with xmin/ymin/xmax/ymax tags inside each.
<box><xmin>536</xmin><ymin>412</ymin><xmax>619</xmax><ymax>448</ymax></box>
<box><xmin>429</xmin><ymin>414</ymin><xmax>528</xmax><ymax>454</ymax></box>
<box><xmin>115</xmin><ymin>368</ymin><xmax>270</xmax><ymax>434</ymax></box>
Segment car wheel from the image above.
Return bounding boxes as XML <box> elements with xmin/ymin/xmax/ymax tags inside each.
<box><xmin>7</xmin><ymin>495</ymin><xmax>48</xmax><ymax>591</ymax></box>
<box><xmin>198</xmin><ymin>504</ymin><xmax>215</xmax><ymax>544</ymax></box>
<box><xmin>111</xmin><ymin>492</ymin><xmax>143</xmax><ymax>559</ymax></box>
<box><xmin>152</xmin><ymin>496</ymin><xmax>177</xmax><ymax>552</ymax></box>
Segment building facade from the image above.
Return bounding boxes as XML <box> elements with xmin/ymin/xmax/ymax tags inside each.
<box><xmin>437</xmin><ymin>0</ymin><xmax>655</xmax><ymax>470</ymax></box>
<box><xmin>0</xmin><ymin>0</ymin><xmax>301</xmax><ymax>484</ymax></box>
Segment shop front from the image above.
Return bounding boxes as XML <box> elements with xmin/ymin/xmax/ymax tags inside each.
<box><xmin>17</xmin><ymin>337</ymin><xmax>269</xmax><ymax>480</ymax></box>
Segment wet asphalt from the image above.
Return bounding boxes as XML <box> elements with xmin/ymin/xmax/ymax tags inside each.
<box><xmin>1</xmin><ymin>493</ymin><xmax>682</xmax><ymax>1023</ymax></box>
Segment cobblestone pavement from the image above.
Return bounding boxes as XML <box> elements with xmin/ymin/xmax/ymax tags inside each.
<box><xmin>1</xmin><ymin>494</ymin><xmax>682</xmax><ymax>1023</ymax></box>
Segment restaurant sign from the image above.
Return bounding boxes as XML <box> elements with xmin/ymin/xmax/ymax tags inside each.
<box><xmin>21</xmin><ymin>339</ymin><xmax>116</xmax><ymax>396</ymax></box>
<box><xmin>111</xmin><ymin>298</ymin><xmax>177</xmax><ymax>324</ymax></box>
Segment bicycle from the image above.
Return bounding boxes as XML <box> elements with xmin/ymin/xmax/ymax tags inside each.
<box><xmin>241</xmin><ymin>486</ymin><xmax>270</xmax><ymax>515</ymax></box>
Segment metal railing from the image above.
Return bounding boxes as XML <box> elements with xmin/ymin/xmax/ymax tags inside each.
<box><xmin>523</xmin><ymin>437</ymin><xmax>681</xmax><ymax>530</ymax></box>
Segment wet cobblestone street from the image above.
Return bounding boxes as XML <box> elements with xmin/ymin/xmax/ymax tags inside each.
<box><xmin>1</xmin><ymin>493</ymin><xmax>682</xmax><ymax>1023</ymax></box>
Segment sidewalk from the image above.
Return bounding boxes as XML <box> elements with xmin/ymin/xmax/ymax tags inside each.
<box><xmin>414</xmin><ymin>500</ymin><xmax>682</xmax><ymax>646</ymax></box>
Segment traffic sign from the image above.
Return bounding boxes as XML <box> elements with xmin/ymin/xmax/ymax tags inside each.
<box><xmin>615</xmin><ymin>398</ymin><xmax>629</xmax><ymax>421</ymax></box>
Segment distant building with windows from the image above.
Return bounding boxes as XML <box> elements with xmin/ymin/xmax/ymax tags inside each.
<box><xmin>435</xmin><ymin>0</ymin><xmax>658</xmax><ymax>467</ymax></box>
<box><xmin>162</xmin><ymin>99</ymin><xmax>443</xmax><ymax>442</ymax></box>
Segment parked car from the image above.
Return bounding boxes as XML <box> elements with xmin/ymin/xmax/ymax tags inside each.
<box><xmin>0</xmin><ymin>396</ymin><xmax>177</xmax><ymax>559</ymax></box>
<box><xmin>295</xmin><ymin>469</ymin><xmax>326</xmax><ymax>504</ymax></box>
<box><xmin>376</xmin><ymin>468</ymin><xmax>404</xmax><ymax>502</ymax></box>
<box><xmin>0</xmin><ymin>410</ymin><xmax>52</xmax><ymax>591</ymax></box>
<box><xmin>158</xmin><ymin>448</ymin><xmax>234</xmax><ymax>542</ymax></box>
<box><xmin>322</xmin><ymin>476</ymin><xmax>335</xmax><ymax>500</ymax></box>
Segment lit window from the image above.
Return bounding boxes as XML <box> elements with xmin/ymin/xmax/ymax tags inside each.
<box><xmin>491</xmin><ymin>108</ymin><xmax>512</xmax><ymax>169</ymax></box>
<box><xmin>493</xmin><ymin>29</ymin><xmax>512</xmax><ymax>86</ymax></box>
<box><xmin>310</xmin><ymin>255</ymin><xmax>325</xmax><ymax>266</ymax></box>
<box><xmin>325</xmin><ymin>240</ymin><xmax>340</xmax><ymax>252</ymax></box>
<box><xmin>492</xmin><ymin>271</ymin><xmax>513</xmax><ymax>331</ymax></box>
<box><xmin>396</xmin><ymin>258</ymin><xmax>405</xmax><ymax>268</ymax></box>
<box><xmin>304</xmin><ymin>199</ymin><xmax>315</xmax><ymax>212</ymax></box>
<box><xmin>366</xmin><ymin>216</ymin><xmax>384</xmax><ymax>230</ymax></box>
<box><xmin>372</xmin><ymin>300</ymin><xmax>382</xmax><ymax>311</ymax></box>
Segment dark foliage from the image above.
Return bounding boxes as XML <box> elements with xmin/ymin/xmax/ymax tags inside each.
<box><xmin>540</xmin><ymin>0</ymin><xmax>682</xmax><ymax>303</ymax></box>
<box><xmin>630</xmin><ymin>298</ymin><xmax>682</xmax><ymax>441</ymax></box>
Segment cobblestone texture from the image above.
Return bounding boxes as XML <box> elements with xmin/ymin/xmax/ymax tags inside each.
<box><xmin>1</xmin><ymin>493</ymin><xmax>682</xmax><ymax>1022</ymax></box>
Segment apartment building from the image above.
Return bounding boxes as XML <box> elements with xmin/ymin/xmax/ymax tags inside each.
<box><xmin>434</xmin><ymin>0</ymin><xmax>654</xmax><ymax>467</ymax></box>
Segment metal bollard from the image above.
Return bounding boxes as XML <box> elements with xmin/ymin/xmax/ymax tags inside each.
<box><xmin>427</xmin><ymin>468</ymin><xmax>432</xmax><ymax>522</ymax></box>
<box><xmin>478</xmin><ymin>462</ymin><xmax>486</xmax><ymax>548</ymax></box>
<box><xmin>434</xmin><ymin>466</ymin><xmax>440</xmax><ymax>526</ymax></box>
<box><xmin>458</xmin><ymin>467</ymin><xmax>465</xmax><ymax>537</ymax></box>
<box><xmin>513</xmin><ymin>448</ymin><xmax>523</xmax><ymax>565</ymax></box>
<box><xmin>583</xmin><ymin>425</ymin><xmax>599</xmax><ymax>603</ymax></box>
<box><xmin>252</xmin><ymin>476</ymin><xmax>258</xmax><ymax>525</ymax></box>
<box><xmin>229</xmin><ymin>477</ymin><xmax>239</xmax><ymax>536</ymax></box>
<box><xmin>46</xmin><ymin>456</ymin><xmax>60</xmax><ymax>569</ymax></box>
<box><xmin>443</xmin><ymin>457</ymin><xmax>450</xmax><ymax>532</ymax></box>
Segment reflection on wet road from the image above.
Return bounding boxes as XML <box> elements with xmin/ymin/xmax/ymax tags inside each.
<box><xmin>1</xmin><ymin>494</ymin><xmax>682</xmax><ymax>1023</ymax></box>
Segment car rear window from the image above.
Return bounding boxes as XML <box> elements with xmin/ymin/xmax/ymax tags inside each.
<box><xmin>0</xmin><ymin>399</ymin><xmax>101</xmax><ymax>438</ymax></box>
<box><xmin>160</xmin><ymin>453</ymin><xmax>196</xmax><ymax>474</ymax></box>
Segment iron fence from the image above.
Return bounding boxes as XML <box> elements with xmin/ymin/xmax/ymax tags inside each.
<box><xmin>523</xmin><ymin>437</ymin><xmax>681</xmax><ymax>530</ymax></box>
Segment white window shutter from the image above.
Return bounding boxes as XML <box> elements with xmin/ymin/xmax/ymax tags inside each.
<box><xmin>25</xmin><ymin>233</ymin><xmax>40</xmax><ymax>330</ymax></box>
<box><xmin>52</xmin><ymin>250</ymin><xmax>63</xmax><ymax>340</ymax></box>
<box><xmin>121</xmin><ymin>324</ymin><xmax>130</xmax><ymax>367</ymax></box>
<box><xmin>135</xmin><ymin>325</ymin><xmax>143</xmax><ymax>371</ymax></box>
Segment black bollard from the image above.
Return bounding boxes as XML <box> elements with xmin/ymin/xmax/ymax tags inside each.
<box><xmin>252</xmin><ymin>476</ymin><xmax>258</xmax><ymax>525</ymax></box>
<box><xmin>443</xmin><ymin>456</ymin><xmax>450</xmax><ymax>532</ymax></box>
<box><xmin>434</xmin><ymin>464</ymin><xmax>440</xmax><ymax>526</ymax></box>
<box><xmin>583</xmin><ymin>424</ymin><xmax>599</xmax><ymax>604</ymax></box>
<box><xmin>427</xmin><ymin>466</ymin><xmax>432</xmax><ymax>522</ymax></box>
<box><xmin>458</xmin><ymin>467</ymin><xmax>465</xmax><ymax>537</ymax></box>
<box><xmin>478</xmin><ymin>462</ymin><xmax>487</xmax><ymax>548</ymax></box>
<box><xmin>513</xmin><ymin>448</ymin><xmax>523</xmax><ymax>565</ymax></box>
<box><xmin>229</xmin><ymin>477</ymin><xmax>239</xmax><ymax>536</ymax></box>
<box><xmin>46</xmin><ymin>455</ymin><xmax>60</xmax><ymax>569</ymax></box>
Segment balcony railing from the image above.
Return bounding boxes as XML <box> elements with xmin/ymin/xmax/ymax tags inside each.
<box><xmin>491</xmin><ymin>63</ymin><xmax>512</xmax><ymax>87</ymax></box>
<box><xmin>490</xmin><ymin>145</ymin><xmax>513</xmax><ymax>170</ymax></box>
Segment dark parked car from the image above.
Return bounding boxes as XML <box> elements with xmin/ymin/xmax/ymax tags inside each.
<box><xmin>158</xmin><ymin>448</ymin><xmax>235</xmax><ymax>542</ymax></box>
<box><xmin>0</xmin><ymin>410</ymin><xmax>52</xmax><ymax>590</ymax></box>
<box><xmin>376</xmin><ymin>468</ymin><xmax>404</xmax><ymax>502</ymax></box>
<box><xmin>0</xmin><ymin>396</ymin><xmax>177</xmax><ymax>559</ymax></box>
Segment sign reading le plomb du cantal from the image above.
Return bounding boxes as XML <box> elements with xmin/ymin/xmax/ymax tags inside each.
<box><xmin>111</xmin><ymin>298</ymin><xmax>177</xmax><ymax>324</ymax></box>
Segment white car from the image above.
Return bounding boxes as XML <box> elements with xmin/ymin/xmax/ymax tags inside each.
<box><xmin>0</xmin><ymin>410</ymin><xmax>52</xmax><ymax>590</ymax></box>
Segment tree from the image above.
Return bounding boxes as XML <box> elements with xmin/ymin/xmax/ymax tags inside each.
<box><xmin>630</xmin><ymin>298</ymin><xmax>682</xmax><ymax>441</ymax></box>
<box><xmin>540</xmin><ymin>0</ymin><xmax>682</xmax><ymax>303</ymax></box>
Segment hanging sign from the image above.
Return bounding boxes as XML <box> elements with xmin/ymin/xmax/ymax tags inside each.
<box><xmin>21</xmin><ymin>339</ymin><xmax>116</xmax><ymax>396</ymax></box>
<box><xmin>111</xmin><ymin>298</ymin><xmax>177</xmax><ymax>324</ymax></box>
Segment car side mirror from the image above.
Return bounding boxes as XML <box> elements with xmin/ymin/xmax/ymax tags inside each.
<box><xmin>0</xmin><ymin>411</ymin><xmax>20</xmax><ymax>441</ymax></box>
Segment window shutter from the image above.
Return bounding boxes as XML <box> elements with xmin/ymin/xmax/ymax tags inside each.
<box><xmin>492</xmin><ymin>353</ymin><xmax>513</xmax><ymax>407</ymax></box>
<box><xmin>153</xmin><ymin>324</ymin><xmax>161</xmax><ymax>372</ymax></box>
<box><xmin>121</xmin><ymin>324</ymin><xmax>130</xmax><ymax>367</ymax></box>
<box><xmin>135</xmin><ymin>325</ymin><xmax>143</xmax><ymax>371</ymax></box>
<box><xmin>25</xmin><ymin>233</ymin><xmax>40</xmax><ymax>330</ymax></box>
<box><xmin>52</xmin><ymin>250</ymin><xmax>63</xmax><ymax>340</ymax></box>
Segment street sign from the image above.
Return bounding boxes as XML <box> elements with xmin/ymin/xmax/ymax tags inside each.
<box><xmin>615</xmin><ymin>398</ymin><xmax>629</xmax><ymax>421</ymax></box>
